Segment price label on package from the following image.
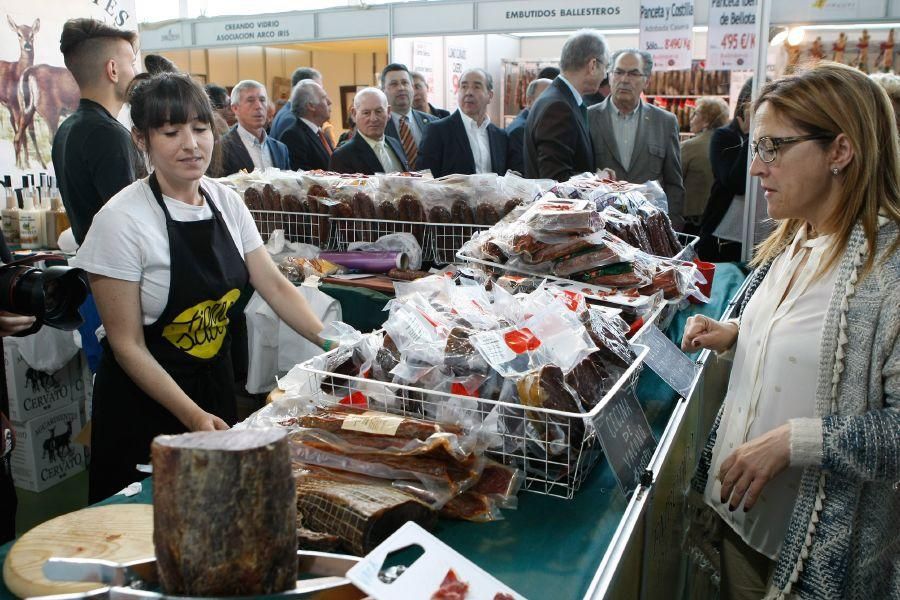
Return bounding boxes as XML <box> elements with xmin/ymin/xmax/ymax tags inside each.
<box><xmin>342</xmin><ymin>411</ymin><xmax>405</xmax><ymax>436</ymax></box>
<box><xmin>707</xmin><ymin>0</ymin><xmax>761</xmax><ymax>70</ymax></box>
<box><xmin>640</xmin><ymin>0</ymin><xmax>694</xmax><ymax>71</ymax></box>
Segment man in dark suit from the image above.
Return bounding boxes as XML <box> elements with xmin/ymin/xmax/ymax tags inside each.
<box><xmin>589</xmin><ymin>49</ymin><xmax>685</xmax><ymax>227</ymax></box>
<box><xmin>217</xmin><ymin>80</ymin><xmax>290</xmax><ymax>176</ymax></box>
<box><xmin>412</xmin><ymin>72</ymin><xmax>450</xmax><ymax>119</ymax></box>
<box><xmin>418</xmin><ymin>68</ymin><xmax>507</xmax><ymax>178</ymax></box>
<box><xmin>329</xmin><ymin>88</ymin><xmax>409</xmax><ymax>175</ymax></box>
<box><xmin>524</xmin><ymin>30</ymin><xmax>609</xmax><ymax>181</ymax></box>
<box><xmin>507</xmin><ymin>78</ymin><xmax>551</xmax><ymax>175</ymax></box>
<box><xmin>381</xmin><ymin>63</ymin><xmax>439</xmax><ymax>170</ymax></box>
<box><xmin>269</xmin><ymin>67</ymin><xmax>322</xmax><ymax>140</ymax></box>
<box><xmin>277</xmin><ymin>80</ymin><xmax>334</xmax><ymax>171</ymax></box>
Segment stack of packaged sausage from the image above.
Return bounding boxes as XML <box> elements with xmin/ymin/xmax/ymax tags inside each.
<box><xmin>461</xmin><ymin>175</ymin><xmax>699</xmax><ymax>302</ymax></box>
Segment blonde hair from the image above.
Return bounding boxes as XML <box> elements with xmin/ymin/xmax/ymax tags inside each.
<box><xmin>751</xmin><ymin>62</ymin><xmax>900</xmax><ymax>274</ymax></box>
<box><xmin>694</xmin><ymin>96</ymin><xmax>729</xmax><ymax>130</ymax></box>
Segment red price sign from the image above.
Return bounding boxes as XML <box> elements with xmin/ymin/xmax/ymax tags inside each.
<box><xmin>665</xmin><ymin>37</ymin><xmax>692</xmax><ymax>50</ymax></box>
<box><xmin>721</xmin><ymin>33</ymin><xmax>756</xmax><ymax>50</ymax></box>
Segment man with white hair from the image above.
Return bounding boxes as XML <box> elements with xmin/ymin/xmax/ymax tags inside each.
<box><xmin>524</xmin><ymin>29</ymin><xmax>609</xmax><ymax>180</ymax></box>
<box><xmin>218</xmin><ymin>79</ymin><xmax>289</xmax><ymax>176</ymax></box>
<box><xmin>329</xmin><ymin>88</ymin><xmax>409</xmax><ymax>174</ymax></box>
<box><xmin>277</xmin><ymin>79</ymin><xmax>334</xmax><ymax>171</ymax></box>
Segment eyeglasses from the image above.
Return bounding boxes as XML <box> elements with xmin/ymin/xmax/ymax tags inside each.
<box><xmin>750</xmin><ymin>134</ymin><xmax>835</xmax><ymax>163</ymax></box>
<box><xmin>612</xmin><ymin>69</ymin><xmax>645</xmax><ymax>79</ymax></box>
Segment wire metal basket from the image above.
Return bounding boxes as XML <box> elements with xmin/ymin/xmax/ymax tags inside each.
<box><xmin>249</xmin><ymin>210</ymin><xmax>331</xmax><ymax>248</ymax></box>
<box><xmin>328</xmin><ymin>218</ymin><xmax>490</xmax><ymax>264</ymax></box>
<box><xmin>429</xmin><ymin>222</ymin><xmax>491</xmax><ymax>264</ymax></box>
<box><xmin>295</xmin><ymin>343</ymin><xmax>650</xmax><ymax>499</ymax></box>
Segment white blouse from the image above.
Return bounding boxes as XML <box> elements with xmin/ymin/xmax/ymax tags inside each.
<box><xmin>704</xmin><ymin>225</ymin><xmax>839</xmax><ymax>559</ymax></box>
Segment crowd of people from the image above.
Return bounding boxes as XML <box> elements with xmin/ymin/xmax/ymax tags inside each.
<box><xmin>0</xmin><ymin>17</ymin><xmax>896</xmax><ymax>600</ymax></box>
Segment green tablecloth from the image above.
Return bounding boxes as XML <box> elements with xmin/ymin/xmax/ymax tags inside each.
<box><xmin>319</xmin><ymin>283</ymin><xmax>391</xmax><ymax>333</ymax></box>
<box><xmin>0</xmin><ymin>264</ymin><xmax>747</xmax><ymax>600</ymax></box>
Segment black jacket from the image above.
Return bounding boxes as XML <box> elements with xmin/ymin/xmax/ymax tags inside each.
<box><xmin>217</xmin><ymin>126</ymin><xmax>290</xmax><ymax>176</ymax></box>
<box><xmin>426</xmin><ymin>103</ymin><xmax>451</xmax><ymax>119</ymax></box>
<box><xmin>328</xmin><ymin>133</ymin><xmax>410</xmax><ymax>175</ymax></box>
<box><xmin>277</xmin><ymin>120</ymin><xmax>333</xmax><ymax>172</ymax></box>
<box><xmin>506</xmin><ymin>108</ymin><xmax>528</xmax><ymax>175</ymax></box>
<box><xmin>698</xmin><ymin>121</ymin><xmax>748</xmax><ymax>241</ymax></box>
<box><xmin>418</xmin><ymin>110</ymin><xmax>508</xmax><ymax>178</ymax></box>
<box><xmin>523</xmin><ymin>77</ymin><xmax>594</xmax><ymax>181</ymax></box>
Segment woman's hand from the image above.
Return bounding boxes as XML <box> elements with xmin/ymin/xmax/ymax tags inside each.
<box><xmin>681</xmin><ymin>315</ymin><xmax>739</xmax><ymax>353</ymax></box>
<box><xmin>718</xmin><ymin>424</ymin><xmax>791</xmax><ymax>511</ymax></box>
<box><xmin>187</xmin><ymin>409</ymin><xmax>229</xmax><ymax>432</ymax></box>
<box><xmin>0</xmin><ymin>311</ymin><xmax>36</xmax><ymax>337</ymax></box>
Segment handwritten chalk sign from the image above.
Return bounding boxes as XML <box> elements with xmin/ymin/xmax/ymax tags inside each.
<box><xmin>595</xmin><ymin>386</ymin><xmax>657</xmax><ymax>496</ymax></box>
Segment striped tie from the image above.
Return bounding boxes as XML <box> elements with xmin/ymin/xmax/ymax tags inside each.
<box><xmin>398</xmin><ymin>115</ymin><xmax>417</xmax><ymax>169</ymax></box>
<box><xmin>318</xmin><ymin>129</ymin><xmax>333</xmax><ymax>156</ymax></box>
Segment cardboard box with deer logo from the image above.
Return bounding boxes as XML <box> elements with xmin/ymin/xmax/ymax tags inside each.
<box><xmin>4</xmin><ymin>337</ymin><xmax>87</xmax><ymax>423</ymax></box>
<box><xmin>10</xmin><ymin>402</ymin><xmax>85</xmax><ymax>492</ymax></box>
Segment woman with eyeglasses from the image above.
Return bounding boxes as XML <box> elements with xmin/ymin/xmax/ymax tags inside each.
<box><xmin>682</xmin><ymin>62</ymin><xmax>899</xmax><ymax>599</ymax></box>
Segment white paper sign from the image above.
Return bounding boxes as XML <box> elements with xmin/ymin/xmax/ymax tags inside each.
<box><xmin>640</xmin><ymin>0</ymin><xmax>695</xmax><ymax>71</ymax></box>
<box><xmin>707</xmin><ymin>0</ymin><xmax>761</xmax><ymax>70</ymax></box>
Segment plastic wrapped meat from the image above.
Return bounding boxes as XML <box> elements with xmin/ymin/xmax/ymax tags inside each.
<box><xmin>444</xmin><ymin>326</ymin><xmax>490</xmax><ymax>376</ymax></box>
<box><xmin>564</xmin><ymin>352</ymin><xmax>614</xmax><ymax>411</ymax></box>
<box><xmin>581</xmin><ymin>309</ymin><xmax>635</xmax><ymax>370</ymax></box>
<box><xmin>568</xmin><ymin>261</ymin><xmax>652</xmax><ymax>288</ymax></box>
<box><xmin>552</xmin><ymin>244</ymin><xmax>621</xmax><ymax>276</ymax></box>
<box><xmin>515</xmin><ymin>365</ymin><xmax>584</xmax><ymax>457</ymax></box>
<box><xmin>295</xmin><ymin>474</ymin><xmax>436</xmax><ymax>556</ymax></box>
<box><xmin>523</xmin><ymin>199</ymin><xmax>596</xmax><ymax>235</ymax></box>
<box><xmin>298</xmin><ymin>405</ymin><xmax>463</xmax><ymax>440</ymax></box>
<box><xmin>510</xmin><ymin>233</ymin><xmax>592</xmax><ymax>264</ymax></box>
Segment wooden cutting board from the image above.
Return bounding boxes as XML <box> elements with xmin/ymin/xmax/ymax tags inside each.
<box><xmin>3</xmin><ymin>504</ymin><xmax>154</xmax><ymax>598</ymax></box>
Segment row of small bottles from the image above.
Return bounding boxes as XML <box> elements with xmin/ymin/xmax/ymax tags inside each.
<box><xmin>1</xmin><ymin>174</ymin><xmax>70</xmax><ymax>250</ymax></box>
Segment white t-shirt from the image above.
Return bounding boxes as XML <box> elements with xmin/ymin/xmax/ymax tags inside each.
<box><xmin>73</xmin><ymin>176</ymin><xmax>264</xmax><ymax>325</ymax></box>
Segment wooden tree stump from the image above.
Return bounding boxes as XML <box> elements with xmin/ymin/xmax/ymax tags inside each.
<box><xmin>151</xmin><ymin>428</ymin><xmax>297</xmax><ymax>596</ymax></box>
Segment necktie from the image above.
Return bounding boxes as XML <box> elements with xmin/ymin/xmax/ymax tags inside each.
<box><xmin>318</xmin><ymin>129</ymin><xmax>333</xmax><ymax>156</ymax></box>
<box><xmin>398</xmin><ymin>115</ymin><xmax>417</xmax><ymax>169</ymax></box>
<box><xmin>375</xmin><ymin>141</ymin><xmax>393</xmax><ymax>172</ymax></box>
<box><xmin>579</xmin><ymin>103</ymin><xmax>589</xmax><ymax>128</ymax></box>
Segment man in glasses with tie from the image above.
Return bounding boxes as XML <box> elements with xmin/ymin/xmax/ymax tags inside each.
<box><xmin>588</xmin><ymin>49</ymin><xmax>685</xmax><ymax>229</ymax></box>
<box><xmin>524</xmin><ymin>29</ymin><xmax>608</xmax><ymax>181</ymax></box>
<box><xmin>217</xmin><ymin>80</ymin><xmax>290</xmax><ymax>176</ymax></box>
<box><xmin>381</xmin><ymin>63</ymin><xmax>437</xmax><ymax>171</ymax></box>
<box><xmin>278</xmin><ymin>80</ymin><xmax>335</xmax><ymax>172</ymax></box>
<box><xmin>329</xmin><ymin>87</ymin><xmax>410</xmax><ymax>175</ymax></box>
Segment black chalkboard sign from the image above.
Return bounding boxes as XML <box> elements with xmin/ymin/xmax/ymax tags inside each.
<box><xmin>595</xmin><ymin>386</ymin><xmax>657</xmax><ymax>496</ymax></box>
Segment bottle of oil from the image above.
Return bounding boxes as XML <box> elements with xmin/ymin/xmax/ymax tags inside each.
<box><xmin>1</xmin><ymin>175</ymin><xmax>19</xmax><ymax>246</ymax></box>
<box><xmin>18</xmin><ymin>185</ymin><xmax>40</xmax><ymax>250</ymax></box>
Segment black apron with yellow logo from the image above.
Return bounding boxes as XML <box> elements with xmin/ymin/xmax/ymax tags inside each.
<box><xmin>89</xmin><ymin>174</ymin><xmax>248</xmax><ymax>502</ymax></box>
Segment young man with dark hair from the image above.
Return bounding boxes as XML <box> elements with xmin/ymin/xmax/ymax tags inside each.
<box><xmin>380</xmin><ymin>63</ymin><xmax>437</xmax><ymax>170</ymax></box>
<box><xmin>52</xmin><ymin>18</ymin><xmax>141</xmax><ymax>245</ymax></box>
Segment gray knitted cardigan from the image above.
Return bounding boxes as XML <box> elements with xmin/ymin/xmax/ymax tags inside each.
<box><xmin>691</xmin><ymin>219</ymin><xmax>900</xmax><ymax>599</ymax></box>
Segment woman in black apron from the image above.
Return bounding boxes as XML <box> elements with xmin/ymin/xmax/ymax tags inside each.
<box><xmin>81</xmin><ymin>73</ymin><xmax>327</xmax><ymax>502</ymax></box>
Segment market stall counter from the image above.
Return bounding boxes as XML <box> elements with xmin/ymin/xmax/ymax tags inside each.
<box><xmin>0</xmin><ymin>264</ymin><xmax>747</xmax><ymax>600</ymax></box>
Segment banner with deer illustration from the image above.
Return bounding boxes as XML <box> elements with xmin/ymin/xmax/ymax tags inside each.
<box><xmin>0</xmin><ymin>1</ymin><xmax>137</xmax><ymax>176</ymax></box>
